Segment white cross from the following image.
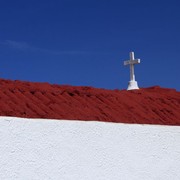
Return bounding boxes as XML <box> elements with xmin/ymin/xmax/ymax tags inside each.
<box><xmin>124</xmin><ymin>52</ymin><xmax>140</xmax><ymax>90</ymax></box>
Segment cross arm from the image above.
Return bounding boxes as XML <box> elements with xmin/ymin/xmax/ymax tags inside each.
<box><xmin>124</xmin><ymin>59</ymin><xmax>140</xmax><ymax>66</ymax></box>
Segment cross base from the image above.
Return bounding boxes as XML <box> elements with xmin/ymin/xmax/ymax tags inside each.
<box><xmin>127</xmin><ymin>80</ymin><xmax>139</xmax><ymax>90</ymax></box>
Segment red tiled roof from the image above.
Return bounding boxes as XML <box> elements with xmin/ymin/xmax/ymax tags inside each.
<box><xmin>0</xmin><ymin>79</ymin><xmax>180</xmax><ymax>125</ymax></box>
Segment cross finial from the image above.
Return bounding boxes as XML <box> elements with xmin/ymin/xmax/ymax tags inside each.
<box><xmin>124</xmin><ymin>52</ymin><xmax>140</xmax><ymax>90</ymax></box>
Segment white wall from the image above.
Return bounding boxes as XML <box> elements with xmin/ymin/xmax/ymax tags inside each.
<box><xmin>0</xmin><ymin>117</ymin><xmax>180</xmax><ymax>180</ymax></box>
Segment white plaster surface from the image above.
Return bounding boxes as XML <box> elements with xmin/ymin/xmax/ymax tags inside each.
<box><xmin>0</xmin><ymin>116</ymin><xmax>180</xmax><ymax>180</ymax></box>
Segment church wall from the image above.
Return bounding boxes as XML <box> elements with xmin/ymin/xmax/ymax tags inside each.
<box><xmin>0</xmin><ymin>117</ymin><xmax>180</xmax><ymax>180</ymax></box>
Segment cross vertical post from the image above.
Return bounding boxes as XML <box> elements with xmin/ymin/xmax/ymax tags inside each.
<box><xmin>124</xmin><ymin>52</ymin><xmax>141</xmax><ymax>90</ymax></box>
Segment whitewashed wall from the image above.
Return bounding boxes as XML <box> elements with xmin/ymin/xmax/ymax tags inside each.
<box><xmin>0</xmin><ymin>117</ymin><xmax>180</xmax><ymax>180</ymax></box>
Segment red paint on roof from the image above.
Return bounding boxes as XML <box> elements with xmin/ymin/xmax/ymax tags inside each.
<box><xmin>0</xmin><ymin>79</ymin><xmax>180</xmax><ymax>125</ymax></box>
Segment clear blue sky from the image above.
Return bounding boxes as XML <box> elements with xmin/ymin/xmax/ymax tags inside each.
<box><xmin>0</xmin><ymin>0</ymin><xmax>179</xmax><ymax>90</ymax></box>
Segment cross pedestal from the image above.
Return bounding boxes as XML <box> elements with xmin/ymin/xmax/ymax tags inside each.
<box><xmin>124</xmin><ymin>52</ymin><xmax>140</xmax><ymax>90</ymax></box>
